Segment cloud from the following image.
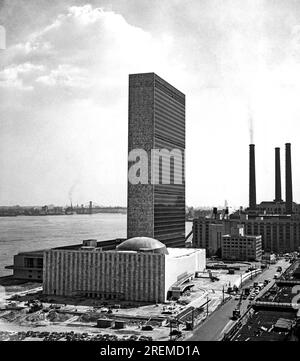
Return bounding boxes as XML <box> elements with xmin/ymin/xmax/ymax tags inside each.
<box><xmin>1</xmin><ymin>4</ymin><xmax>179</xmax><ymax>105</ymax></box>
<box><xmin>2</xmin><ymin>1</ymin><xmax>300</xmax><ymax>206</ymax></box>
<box><xmin>0</xmin><ymin>4</ymin><xmax>178</xmax><ymax>205</ymax></box>
<box><xmin>36</xmin><ymin>64</ymin><xmax>88</xmax><ymax>87</ymax></box>
<box><xmin>0</xmin><ymin>62</ymin><xmax>45</xmax><ymax>90</ymax></box>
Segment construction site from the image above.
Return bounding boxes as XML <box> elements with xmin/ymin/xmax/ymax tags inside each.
<box><xmin>0</xmin><ymin>260</ymin><xmax>262</xmax><ymax>341</ymax></box>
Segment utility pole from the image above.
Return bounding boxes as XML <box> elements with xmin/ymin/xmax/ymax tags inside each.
<box><xmin>191</xmin><ymin>309</ymin><xmax>194</xmax><ymax>330</ymax></box>
<box><xmin>206</xmin><ymin>296</ymin><xmax>209</xmax><ymax>317</ymax></box>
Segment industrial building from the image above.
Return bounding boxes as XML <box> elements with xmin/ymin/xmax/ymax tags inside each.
<box><xmin>192</xmin><ymin>217</ymin><xmax>231</xmax><ymax>257</ymax></box>
<box><xmin>193</xmin><ymin>143</ymin><xmax>300</xmax><ymax>255</ymax></box>
<box><xmin>240</xmin><ymin>214</ymin><xmax>300</xmax><ymax>254</ymax></box>
<box><xmin>243</xmin><ymin>142</ymin><xmax>300</xmax><ymax>253</ymax></box>
<box><xmin>221</xmin><ymin>224</ymin><xmax>262</xmax><ymax>261</ymax></box>
<box><xmin>43</xmin><ymin>237</ymin><xmax>206</xmax><ymax>303</ymax></box>
<box><xmin>252</xmin><ymin>144</ymin><xmax>300</xmax><ymax>215</ymax></box>
<box><xmin>192</xmin><ymin>218</ymin><xmax>262</xmax><ymax>260</ymax></box>
<box><xmin>127</xmin><ymin>73</ymin><xmax>186</xmax><ymax>247</ymax></box>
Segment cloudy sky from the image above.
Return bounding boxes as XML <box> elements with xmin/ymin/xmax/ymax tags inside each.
<box><xmin>1</xmin><ymin>0</ymin><xmax>300</xmax><ymax>208</ymax></box>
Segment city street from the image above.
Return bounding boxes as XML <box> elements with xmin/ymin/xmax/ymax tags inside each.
<box><xmin>188</xmin><ymin>259</ymin><xmax>290</xmax><ymax>341</ymax></box>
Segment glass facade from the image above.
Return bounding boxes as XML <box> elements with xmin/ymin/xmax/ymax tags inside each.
<box><xmin>153</xmin><ymin>75</ymin><xmax>185</xmax><ymax>247</ymax></box>
<box><xmin>127</xmin><ymin>73</ymin><xmax>185</xmax><ymax>247</ymax></box>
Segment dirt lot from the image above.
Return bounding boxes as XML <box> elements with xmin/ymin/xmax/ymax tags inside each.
<box><xmin>0</xmin><ymin>267</ymin><xmax>254</xmax><ymax>341</ymax></box>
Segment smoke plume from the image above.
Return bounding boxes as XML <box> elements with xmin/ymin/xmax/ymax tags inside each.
<box><xmin>247</xmin><ymin>104</ymin><xmax>254</xmax><ymax>144</ymax></box>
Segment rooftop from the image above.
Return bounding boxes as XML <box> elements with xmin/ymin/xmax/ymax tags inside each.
<box><xmin>232</xmin><ymin>309</ymin><xmax>297</xmax><ymax>341</ymax></box>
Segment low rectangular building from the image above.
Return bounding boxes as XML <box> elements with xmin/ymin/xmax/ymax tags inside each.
<box><xmin>43</xmin><ymin>238</ymin><xmax>206</xmax><ymax>303</ymax></box>
<box><xmin>192</xmin><ymin>217</ymin><xmax>238</xmax><ymax>256</ymax></box>
<box><xmin>222</xmin><ymin>233</ymin><xmax>262</xmax><ymax>261</ymax></box>
<box><xmin>5</xmin><ymin>250</ymin><xmax>44</xmax><ymax>281</ymax></box>
<box><xmin>5</xmin><ymin>238</ymin><xmax>124</xmax><ymax>281</ymax></box>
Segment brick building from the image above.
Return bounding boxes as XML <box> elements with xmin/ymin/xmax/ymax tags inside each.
<box><xmin>222</xmin><ymin>225</ymin><xmax>262</xmax><ymax>261</ymax></box>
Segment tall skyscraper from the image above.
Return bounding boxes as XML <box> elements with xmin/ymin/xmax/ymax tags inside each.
<box><xmin>127</xmin><ymin>73</ymin><xmax>185</xmax><ymax>247</ymax></box>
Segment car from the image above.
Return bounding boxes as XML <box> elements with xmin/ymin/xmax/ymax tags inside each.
<box><xmin>235</xmin><ymin>295</ymin><xmax>241</xmax><ymax>300</ymax></box>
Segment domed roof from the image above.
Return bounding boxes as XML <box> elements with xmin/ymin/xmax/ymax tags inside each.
<box><xmin>117</xmin><ymin>237</ymin><xmax>168</xmax><ymax>254</ymax></box>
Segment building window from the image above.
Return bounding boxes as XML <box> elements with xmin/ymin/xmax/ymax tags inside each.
<box><xmin>24</xmin><ymin>258</ymin><xmax>34</xmax><ymax>268</ymax></box>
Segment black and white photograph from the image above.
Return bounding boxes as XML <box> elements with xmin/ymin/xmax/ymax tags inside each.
<box><xmin>0</xmin><ymin>0</ymin><xmax>300</xmax><ymax>355</ymax></box>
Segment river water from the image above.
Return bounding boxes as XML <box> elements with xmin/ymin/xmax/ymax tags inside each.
<box><xmin>0</xmin><ymin>214</ymin><xmax>192</xmax><ymax>277</ymax></box>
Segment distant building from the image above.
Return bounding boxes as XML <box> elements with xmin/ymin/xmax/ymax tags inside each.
<box><xmin>256</xmin><ymin>201</ymin><xmax>299</xmax><ymax>215</ymax></box>
<box><xmin>230</xmin><ymin>143</ymin><xmax>300</xmax><ymax>253</ymax></box>
<box><xmin>127</xmin><ymin>73</ymin><xmax>185</xmax><ymax>247</ymax></box>
<box><xmin>192</xmin><ymin>217</ymin><xmax>234</xmax><ymax>256</ymax></box>
<box><xmin>5</xmin><ymin>250</ymin><xmax>44</xmax><ymax>281</ymax></box>
<box><xmin>240</xmin><ymin>214</ymin><xmax>300</xmax><ymax>254</ymax></box>
<box><xmin>222</xmin><ymin>225</ymin><xmax>262</xmax><ymax>261</ymax></box>
<box><xmin>43</xmin><ymin>237</ymin><xmax>206</xmax><ymax>303</ymax></box>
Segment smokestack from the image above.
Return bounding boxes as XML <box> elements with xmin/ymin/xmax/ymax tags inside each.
<box><xmin>285</xmin><ymin>143</ymin><xmax>293</xmax><ymax>214</ymax></box>
<box><xmin>249</xmin><ymin>144</ymin><xmax>256</xmax><ymax>210</ymax></box>
<box><xmin>274</xmin><ymin>147</ymin><xmax>282</xmax><ymax>202</ymax></box>
<box><xmin>213</xmin><ymin>207</ymin><xmax>218</xmax><ymax>219</ymax></box>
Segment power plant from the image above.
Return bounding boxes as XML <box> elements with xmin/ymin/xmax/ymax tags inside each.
<box><xmin>248</xmin><ymin>142</ymin><xmax>299</xmax><ymax>216</ymax></box>
<box><xmin>193</xmin><ymin>142</ymin><xmax>300</xmax><ymax>255</ymax></box>
<box><xmin>239</xmin><ymin>142</ymin><xmax>300</xmax><ymax>253</ymax></box>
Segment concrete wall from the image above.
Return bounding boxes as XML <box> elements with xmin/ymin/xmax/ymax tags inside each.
<box><xmin>127</xmin><ymin>73</ymin><xmax>155</xmax><ymax>239</ymax></box>
<box><xmin>164</xmin><ymin>249</ymin><xmax>206</xmax><ymax>298</ymax></box>
<box><xmin>43</xmin><ymin>249</ymin><xmax>165</xmax><ymax>303</ymax></box>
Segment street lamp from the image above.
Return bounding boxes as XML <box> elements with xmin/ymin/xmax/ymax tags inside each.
<box><xmin>206</xmin><ymin>296</ymin><xmax>209</xmax><ymax>317</ymax></box>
